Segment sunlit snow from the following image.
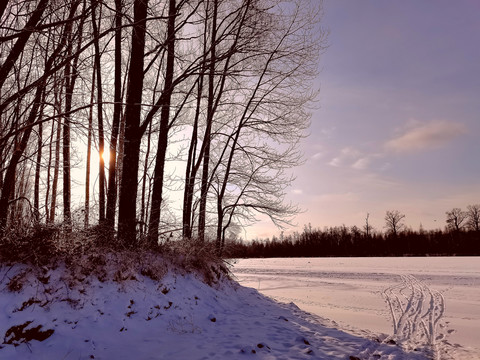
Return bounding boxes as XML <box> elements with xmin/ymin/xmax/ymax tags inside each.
<box><xmin>233</xmin><ymin>257</ymin><xmax>480</xmax><ymax>359</ymax></box>
<box><xmin>1</xmin><ymin>256</ymin><xmax>478</xmax><ymax>359</ymax></box>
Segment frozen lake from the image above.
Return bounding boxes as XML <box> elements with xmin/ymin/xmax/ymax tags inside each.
<box><xmin>232</xmin><ymin>257</ymin><xmax>480</xmax><ymax>357</ymax></box>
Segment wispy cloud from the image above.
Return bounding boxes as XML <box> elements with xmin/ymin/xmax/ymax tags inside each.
<box><xmin>328</xmin><ymin>147</ymin><xmax>361</xmax><ymax>167</ymax></box>
<box><xmin>352</xmin><ymin>157</ymin><xmax>371</xmax><ymax>170</ymax></box>
<box><xmin>311</xmin><ymin>152</ymin><xmax>325</xmax><ymax>160</ymax></box>
<box><xmin>385</xmin><ymin>120</ymin><xmax>467</xmax><ymax>153</ymax></box>
<box><xmin>328</xmin><ymin>147</ymin><xmax>379</xmax><ymax>171</ymax></box>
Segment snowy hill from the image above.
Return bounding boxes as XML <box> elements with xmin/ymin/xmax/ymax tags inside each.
<box><xmin>0</xmin><ymin>252</ymin><xmax>434</xmax><ymax>359</ymax></box>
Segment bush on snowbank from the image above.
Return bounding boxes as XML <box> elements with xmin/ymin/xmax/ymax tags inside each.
<box><xmin>0</xmin><ymin>224</ymin><xmax>229</xmax><ymax>287</ymax></box>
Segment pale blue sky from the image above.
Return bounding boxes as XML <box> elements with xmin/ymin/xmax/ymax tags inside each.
<box><xmin>250</xmin><ymin>0</ymin><xmax>480</xmax><ymax>238</ymax></box>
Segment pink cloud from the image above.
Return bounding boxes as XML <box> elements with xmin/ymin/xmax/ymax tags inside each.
<box><xmin>385</xmin><ymin>120</ymin><xmax>466</xmax><ymax>153</ymax></box>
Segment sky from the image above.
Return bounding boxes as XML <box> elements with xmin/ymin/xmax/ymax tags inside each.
<box><xmin>249</xmin><ymin>0</ymin><xmax>480</xmax><ymax>239</ymax></box>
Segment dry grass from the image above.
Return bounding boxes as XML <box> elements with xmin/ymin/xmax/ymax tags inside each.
<box><xmin>0</xmin><ymin>224</ymin><xmax>230</xmax><ymax>288</ymax></box>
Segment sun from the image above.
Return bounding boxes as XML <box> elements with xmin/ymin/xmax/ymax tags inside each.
<box><xmin>100</xmin><ymin>149</ymin><xmax>110</xmax><ymax>164</ymax></box>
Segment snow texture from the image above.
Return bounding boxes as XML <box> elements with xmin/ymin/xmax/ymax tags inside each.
<box><xmin>0</xmin><ymin>257</ymin><xmax>474</xmax><ymax>359</ymax></box>
<box><xmin>233</xmin><ymin>257</ymin><xmax>480</xmax><ymax>360</ymax></box>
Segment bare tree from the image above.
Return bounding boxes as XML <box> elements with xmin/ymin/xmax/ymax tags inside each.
<box><xmin>466</xmin><ymin>204</ymin><xmax>480</xmax><ymax>232</ymax></box>
<box><xmin>0</xmin><ymin>0</ymin><xmax>326</xmax><ymax>247</ymax></box>
<box><xmin>90</xmin><ymin>0</ymin><xmax>106</xmax><ymax>223</ymax></box>
<box><xmin>0</xmin><ymin>4</ymin><xmax>78</xmax><ymax>231</ymax></box>
<box><xmin>84</xmin><ymin>63</ymin><xmax>96</xmax><ymax>229</ymax></box>
<box><xmin>49</xmin><ymin>103</ymin><xmax>62</xmax><ymax>224</ymax></box>
<box><xmin>364</xmin><ymin>213</ymin><xmax>373</xmax><ymax>237</ymax></box>
<box><xmin>105</xmin><ymin>0</ymin><xmax>124</xmax><ymax>229</ymax></box>
<box><xmin>117</xmin><ymin>0</ymin><xmax>149</xmax><ymax>245</ymax></box>
<box><xmin>180</xmin><ymin>0</ymin><xmax>325</xmax><ymax>246</ymax></box>
<box><xmin>33</xmin><ymin>93</ymin><xmax>46</xmax><ymax>223</ymax></box>
<box><xmin>183</xmin><ymin>0</ymin><xmax>246</xmax><ymax>240</ymax></box>
<box><xmin>118</xmin><ymin>0</ymin><xmax>203</xmax><ymax>244</ymax></box>
<box><xmin>63</xmin><ymin>0</ymin><xmax>85</xmax><ymax>231</ymax></box>
<box><xmin>446</xmin><ymin>207</ymin><xmax>467</xmax><ymax>232</ymax></box>
<box><xmin>0</xmin><ymin>0</ymin><xmax>86</xmax><ymax>231</ymax></box>
<box><xmin>384</xmin><ymin>210</ymin><xmax>405</xmax><ymax>236</ymax></box>
<box><xmin>210</xmin><ymin>0</ymin><xmax>324</xmax><ymax>249</ymax></box>
<box><xmin>147</xmin><ymin>0</ymin><xmax>178</xmax><ymax>243</ymax></box>
<box><xmin>212</xmin><ymin>142</ymin><xmax>300</xmax><ymax>252</ymax></box>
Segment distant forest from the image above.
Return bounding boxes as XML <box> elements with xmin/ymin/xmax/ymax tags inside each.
<box><xmin>226</xmin><ymin>208</ymin><xmax>480</xmax><ymax>257</ymax></box>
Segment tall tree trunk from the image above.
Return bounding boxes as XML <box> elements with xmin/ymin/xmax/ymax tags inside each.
<box><xmin>62</xmin><ymin>9</ymin><xmax>84</xmax><ymax>230</ymax></box>
<box><xmin>117</xmin><ymin>112</ymin><xmax>126</xmax><ymax>203</ymax></box>
<box><xmin>15</xmin><ymin>164</ymin><xmax>30</xmax><ymax>227</ymax></box>
<box><xmin>147</xmin><ymin>0</ymin><xmax>176</xmax><ymax>244</ymax></box>
<box><xmin>216</xmin><ymin>195</ymin><xmax>223</xmax><ymax>250</ymax></box>
<box><xmin>117</xmin><ymin>0</ymin><xmax>148</xmax><ymax>245</ymax></box>
<box><xmin>105</xmin><ymin>0</ymin><xmax>123</xmax><ymax>228</ymax></box>
<box><xmin>34</xmin><ymin>88</ymin><xmax>47</xmax><ymax>223</ymax></box>
<box><xmin>62</xmin><ymin>80</ymin><xmax>72</xmax><ymax>230</ymax></box>
<box><xmin>34</xmin><ymin>121</ymin><xmax>43</xmax><ymax>223</ymax></box>
<box><xmin>140</xmin><ymin>121</ymin><xmax>152</xmax><ymax>236</ymax></box>
<box><xmin>198</xmin><ymin>0</ymin><xmax>218</xmax><ymax>242</ymax></box>
<box><xmin>182</xmin><ymin>11</ymin><xmax>209</xmax><ymax>240</ymax></box>
<box><xmin>91</xmin><ymin>0</ymin><xmax>106</xmax><ymax>223</ymax></box>
<box><xmin>114</xmin><ymin>55</ymin><xmax>129</xmax><ymax>230</ymax></box>
<box><xmin>44</xmin><ymin>124</ymin><xmax>53</xmax><ymax>223</ymax></box>
<box><xmin>182</xmin><ymin>75</ymin><xmax>203</xmax><ymax>239</ymax></box>
<box><xmin>85</xmin><ymin>64</ymin><xmax>96</xmax><ymax>229</ymax></box>
<box><xmin>50</xmin><ymin>115</ymin><xmax>62</xmax><ymax>224</ymax></box>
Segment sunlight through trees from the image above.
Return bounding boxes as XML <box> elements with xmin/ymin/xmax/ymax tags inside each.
<box><xmin>0</xmin><ymin>0</ymin><xmax>327</xmax><ymax>252</ymax></box>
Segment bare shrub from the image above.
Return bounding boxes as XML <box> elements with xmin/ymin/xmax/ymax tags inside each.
<box><xmin>163</xmin><ymin>237</ymin><xmax>230</xmax><ymax>285</ymax></box>
<box><xmin>0</xmin><ymin>223</ymin><xmax>61</xmax><ymax>265</ymax></box>
<box><xmin>1</xmin><ymin>221</ymin><xmax>229</xmax><ymax>289</ymax></box>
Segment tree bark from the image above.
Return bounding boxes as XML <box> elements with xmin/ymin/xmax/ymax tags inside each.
<box><xmin>63</xmin><ymin>69</ymin><xmax>72</xmax><ymax>231</ymax></box>
<box><xmin>34</xmin><ymin>122</ymin><xmax>43</xmax><ymax>223</ymax></box>
<box><xmin>147</xmin><ymin>0</ymin><xmax>177</xmax><ymax>244</ymax></box>
<box><xmin>117</xmin><ymin>0</ymin><xmax>149</xmax><ymax>245</ymax></box>
<box><xmin>50</xmin><ymin>114</ymin><xmax>62</xmax><ymax>224</ymax></box>
<box><xmin>182</xmin><ymin>4</ymin><xmax>210</xmax><ymax>240</ymax></box>
<box><xmin>105</xmin><ymin>0</ymin><xmax>123</xmax><ymax>228</ymax></box>
<box><xmin>140</xmin><ymin>121</ymin><xmax>152</xmax><ymax>236</ymax></box>
<box><xmin>91</xmin><ymin>0</ymin><xmax>106</xmax><ymax>223</ymax></box>
<box><xmin>0</xmin><ymin>0</ymin><xmax>10</xmax><ymax>22</ymax></box>
<box><xmin>182</xmin><ymin>73</ymin><xmax>203</xmax><ymax>239</ymax></box>
<box><xmin>62</xmin><ymin>0</ymin><xmax>84</xmax><ymax>231</ymax></box>
<box><xmin>34</xmin><ymin>86</ymin><xmax>47</xmax><ymax>223</ymax></box>
<box><xmin>198</xmin><ymin>0</ymin><xmax>218</xmax><ymax>243</ymax></box>
<box><xmin>85</xmin><ymin>64</ymin><xmax>96</xmax><ymax>229</ymax></box>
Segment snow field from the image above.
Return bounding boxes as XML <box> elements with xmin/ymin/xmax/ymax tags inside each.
<box><xmin>233</xmin><ymin>257</ymin><xmax>480</xmax><ymax>360</ymax></box>
<box><xmin>0</xmin><ymin>259</ymin><xmax>437</xmax><ymax>359</ymax></box>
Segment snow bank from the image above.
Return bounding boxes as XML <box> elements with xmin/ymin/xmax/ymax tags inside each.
<box><xmin>0</xmin><ymin>257</ymin><xmax>433</xmax><ymax>359</ymax></box>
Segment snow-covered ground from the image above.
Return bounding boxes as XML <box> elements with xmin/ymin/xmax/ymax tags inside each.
<box><xmin>232</xmin><ymin>257</ymin><xmax>480</xmax><ymax>359</ymax></box>
<box><xmin>0</xmin><ymin>254</ymin><xmax>450</xmax><ymax>359</ymax></box>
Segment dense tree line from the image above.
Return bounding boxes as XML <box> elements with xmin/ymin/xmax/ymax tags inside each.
<box><xmin>226</xmin><ymin>207</ymin><xmax>480</xmax><ymax>258</ymax></box>
<box><xmin>0</xmin><ymin>0</ymin><xmax>326</xmax><ymax>254</ymax></box>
